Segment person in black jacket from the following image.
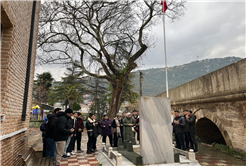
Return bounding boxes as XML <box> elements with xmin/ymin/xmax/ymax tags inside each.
<box><xmin>54</xmin><ymin>109</ymin><xmax>74</xmax><ymax>166</ymax></box>
<box><xmin>86</xmin><ymin>113</ymin><xmax>98</xmax><ymax>154</ymax></box>
<box><xmin>172</xmin><ymin>110</ymin><xmax>186</xmax><ymax>150</ymax></box>
<box><xmin>183</xmin><ymin>110</ymin><xmax>190</xmax><ymax>150</ymax></box>
<box><xmin>120</xmin><ymin>113</ymin><xmax>125</xmax><ymax>142</ymax></box>
<box><xmin>111</xmin><ymin>113</ymin><xmax>123</xmax><ymax>147</ymax></box>
<box><xmin>66</xmin><ymin>112</ymin><xmax>77</xmax><ymax>156</ymax></box>
<box><xmin>45</xmin><ymin>108</ymin><xmax>61</xmax><ymax>165</ymax></box>
<box><xmin>61</xmin><ymin>116</ymin><xmax>73</xmax><ymax>158</ymax></box>
<box><xmin>185</xmin><ymin>110</ymin><xmax>198</xmax><ymax>152</ymax></box>
<box><xmin>40</xmin><ymin>118</ymin><xmax>47</xmax><ymax>157</ymax></box>
<box><xmin>76</xmin><ymin>112</ymin><xmax>84</xmax><ymax>152</ymax></box>
<box><xmin>92</xmin><ymin>115</ymin><xmax>101</xmax><ymax>151</ymax></box>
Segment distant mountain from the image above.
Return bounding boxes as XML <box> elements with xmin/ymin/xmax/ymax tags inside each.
<box><xmin>132</xmin><ymin>57</ymin><xmax>243</xmax><ymax>97</ymax></box>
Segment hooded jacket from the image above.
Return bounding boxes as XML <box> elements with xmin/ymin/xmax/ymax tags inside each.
<box><xmin>45</xmin><ymin>114</ymin><xmax>57</xmax><ymax>138</ymax></box>
<box><xmin>185</xmin><ymin>114</ymin><xmax>196</xmax><ymax>133</ymax></box>
<box><xmin>53</xmin><ymin>112</ymin><xmax>71</xmax><ymax>141</ymax></box>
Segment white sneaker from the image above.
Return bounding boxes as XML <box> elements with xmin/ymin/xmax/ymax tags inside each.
<box><xmin>71</xmin><ymin>152</ymin><xmax>76</xmax><ymax>155</ymax></box>
<box><xmin>66</xmin><ymin>152</ymin><xmax>71</xmax><ymax>156</ymax></box>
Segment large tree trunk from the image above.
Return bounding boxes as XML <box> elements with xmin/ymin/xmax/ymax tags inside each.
<box><xmin>68</xmin><ymin>98</ymin><xmax>74</xmax><ymax>109</ymax></box>
<box><xmin>39</xmin><ymin>86</ymin><xmax>49</xmax><ymax>103</ymax></box>
<box><xmin>108</xmin><ymin>79</ymin><xmax>124</xmax><ymax>120</ymax></box>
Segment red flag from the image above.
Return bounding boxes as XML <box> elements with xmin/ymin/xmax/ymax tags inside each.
<box><xmin>161</xmin><ymin>0</ymin><xmax>168</xmax><ymax>13</ymax></box>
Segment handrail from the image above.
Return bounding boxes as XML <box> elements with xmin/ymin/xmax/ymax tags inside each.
<box><xmin>173</xmin><ymin>147</ymin><xmax>197</xmax><ymax>162</ymax></box>
<box><xmin>102</xmin><ymin>143</ymin><xmax>122</xmax><ymax>166</ymax></box>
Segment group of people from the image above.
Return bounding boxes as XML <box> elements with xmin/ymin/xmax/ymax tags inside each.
<box><xmin>172</xmin><ymin>110</ymin><xmax>198</xmax><ymax>152</ymax></box>
<box><xmin>40</xmin><ymin>106</ymin><xmax>198</xmax><ymax>165</ymax></box>
<box><xmin>85</xmin><ymin>110</ymin><xmax>140</xmax><ymax>154</ymax></box>
<box><xmin>40</xmin><ymin>108</ymin><xmax>140</xmax><ymax>166</ymax></box>
<box><xmin>40</xmin><ymin>108</ymin><xmax>84</xmax><ymax>166</ymax></box>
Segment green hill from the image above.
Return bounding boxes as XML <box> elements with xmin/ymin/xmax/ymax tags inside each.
<box><xmin>132</xmin><ymin>57</ymin><xmax>243</xmax><ymax>97</ymax></box>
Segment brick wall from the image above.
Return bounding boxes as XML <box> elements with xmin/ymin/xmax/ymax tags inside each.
<box><xmin>1</xmin><ymin>1</ymin><xmax>40</xmax><ymax>166</ymax></box>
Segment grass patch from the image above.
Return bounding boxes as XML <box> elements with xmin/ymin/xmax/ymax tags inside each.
<box><xmin>211</xmin><ymin>143</ymin><xmax>246</xmax><ymax>160</ymax></box>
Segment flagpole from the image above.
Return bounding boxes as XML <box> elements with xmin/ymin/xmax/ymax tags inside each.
<box><xmin>162</xmin><ymin>5</ymin><xmax>169</xmax><ymax>98</ymax></box>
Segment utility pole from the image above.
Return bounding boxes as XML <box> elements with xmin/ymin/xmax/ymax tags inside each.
<box><xmin>139</xmin><ymin>71</ymin><xmax>143</xmax><ymax>97</ymax></box>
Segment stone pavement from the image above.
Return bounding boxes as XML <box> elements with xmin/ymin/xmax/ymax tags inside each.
<box><xmin>195</xmin><ymin>143</ymin><xmax>246</xmax><ymax>166</ymax></box>
<box><xmin>28</xmin><ymin>128</ymin><xmax>43</xmax><ymax>151</ymax></box>
<box><xmin>60</xmin><ymin>134</ymin><xmax>106</xmax><ymax>166</ymax></box>
<box><xmin>28</xmin><ymin>129</ymin><xmax>246</xmax><ymax>166</ymax></box>
<box><xmin>60</xmin><ymin>152</ymin><xmax>100</xmax><ymax>166</ymax></box>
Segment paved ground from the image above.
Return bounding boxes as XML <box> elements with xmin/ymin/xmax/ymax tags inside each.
<box><xmin>60</xmin><ymin>135</ymin><xmax>104</xmax><ymax>166</ymax></box>
<box><xmin>28</xmin><ymin>129</ymin><xmax>246</xmax><ymax>166</ymax></box>
<box><xmin>196</xmin><ymin>143</ymin><xmax>246</xmax><ymax>166</ymax></box>
<box><xmin>28</xmin><ymin>128</ymin><xmax>43</xmax><ymax>151</ymax></box>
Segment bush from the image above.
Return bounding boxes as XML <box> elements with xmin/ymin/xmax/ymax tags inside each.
<box><xmin>211</xmin><ymin>143</ymin><xmax>246</xmax><ymax>160</ymax></box>
<box><xmin>72</xmin><ymin>102</ymin><xmax>81</xmax><ymax>111</ymax></box>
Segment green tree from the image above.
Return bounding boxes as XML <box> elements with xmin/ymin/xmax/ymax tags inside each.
<box><xmin>36</xmin><ymin>72</ymin><xmax>54</xmax><ymax>103</ymax></box>
<box><xmin>72</xmin><ymin>102</ymin><xmax>81</xmax><ymax>111</ymax></box>
<box><xmin>48</xmin><ymin>64</ymin><xmax>89</xmax><ymax>108</ymax></box>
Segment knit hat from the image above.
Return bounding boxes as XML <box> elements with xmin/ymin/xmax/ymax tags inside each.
<box><xmin>126</xmin><ymin>112</ymin><xmax>131</xmax><ymax>116</ymax></box>
<box><xmin>65</xmin><ymin>108</ymin><xmax>73</xmax><ymax>114</ymax></box>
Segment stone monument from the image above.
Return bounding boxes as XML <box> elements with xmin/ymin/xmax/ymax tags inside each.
<box><xmin>140</xmin><ymin>97</ymin><xmax>174</xmax><ymax>164</ymax></box>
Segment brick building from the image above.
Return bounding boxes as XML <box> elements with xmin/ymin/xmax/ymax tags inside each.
<box><xmin>1</xmin><ymin>1</ymin><xmax>40</xmax><ymax>166</ymax></box>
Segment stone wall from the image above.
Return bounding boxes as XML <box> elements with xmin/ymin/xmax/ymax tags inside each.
<box><xmin>157</xmin><ymin>58</ymin><xmax>246</xmax><ymax>103</ymax></box>
<box><xmin>1</xmin><ymin>1</ymin><xmax>40</xmax><ymax>166</ymax></box>
<box><xmin>157</xmin><ymin>58</ymin><xmax>246</xmax><ymax>152</ymax></box>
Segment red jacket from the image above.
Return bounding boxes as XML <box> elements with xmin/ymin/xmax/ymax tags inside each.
<box><xmin>76</xmin><ymin>118</ymin><xmax>84</xmax><ymax>132</ymax></box>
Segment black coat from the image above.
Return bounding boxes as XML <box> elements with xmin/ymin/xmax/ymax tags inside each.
<box><xmin>86</xmin><ymin>118</ymin><xmax>94</xmax><ymax>131</ymax></box>
<box><xmin>111</xmin><ymin>118</ymin><xmax>123</xmax><ymax>132</ymax></box>
<box><xmin>68</xmin><ymin>118</ymin><xmax>77</xmax><ymax>135</ymax></box>
<box><xmin>53</xmin><ymin>112</ymin><xmax>71</xmax><ymax>141</ymax></box>
<box><xmin>120</xmin><ymin>119</ymin><xmax>124</xmax><ymax>132</ymax></box>
<box><xmin>172</xmin><ymin>115</ymin><xmax>186</xmax><ymax>134</ymax></box>
<box><xmin>45</xmin><ymin>114</ymin><xmax>57</xmax><ymax>138</ymax></box>
<box><xmin>185</xmin><ymin>114</ymin><xmax>196</xmax><ymax>133</ymax></box>
<box><xmin>40</xmin><ymin>122</ymin><xmax>46</xmax><ymax>137</ymax></box>
<box><xmin>93</xmin><ymin>121</ymin><xmax>102</xmax><ymax>138</ymax></box>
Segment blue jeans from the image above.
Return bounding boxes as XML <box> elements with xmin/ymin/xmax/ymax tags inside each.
<box><xmin>46</xmin><ymin>138</ymin><xmax>56</xmax><ymax>165</ymax></box>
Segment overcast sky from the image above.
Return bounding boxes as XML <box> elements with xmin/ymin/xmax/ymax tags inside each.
<box><xmin>35</xmin><ymin>1</ymin><xmax>245</xmax><ymax>81</ymax></box>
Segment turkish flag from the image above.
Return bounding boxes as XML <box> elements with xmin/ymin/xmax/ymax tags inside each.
<box><xmin>161</xmin><ymin>0</ymin><xmax>168</xmax><ymax>13</ymax></box>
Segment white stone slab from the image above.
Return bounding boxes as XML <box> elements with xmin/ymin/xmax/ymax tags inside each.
<box><xmin>140</xmin><ymin>97</ymin><xmax>174</xmax><ymax>164</ymax></box>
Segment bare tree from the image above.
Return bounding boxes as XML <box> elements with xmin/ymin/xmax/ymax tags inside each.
<box><xmin>38</xmin><ymin>0</ymin><xmax>186</xmax><ymax>119</ymax></box>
